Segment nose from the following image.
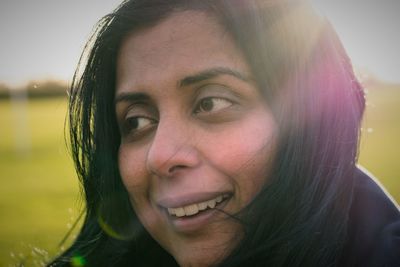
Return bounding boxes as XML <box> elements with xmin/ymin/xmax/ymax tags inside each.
<box><xmin>146</xmin><ymin>118</ymin><xmax>201</xmax><ymax>177</ymax></box>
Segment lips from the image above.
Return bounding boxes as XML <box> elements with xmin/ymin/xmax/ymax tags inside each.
<box><xmin>156</xmin><ymin>192</ymin><xmax>232</xmax><ymax>232</ymax></box>
<box><xmin>167</xmin><ymin>194</ymin><xmax>229</xmax><ymax>217</ymax></box>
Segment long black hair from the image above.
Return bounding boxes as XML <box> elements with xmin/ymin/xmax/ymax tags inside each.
<box><xmin>50</xmin><ymin>0</ymin><xmax>365</xmax><ymax>266</ymax></box>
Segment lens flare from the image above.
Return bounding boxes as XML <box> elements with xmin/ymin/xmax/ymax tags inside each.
<box><xmin>70</xmin><ymin>254</ymin><xmax>86</xmax><ymax>267</ymax></box>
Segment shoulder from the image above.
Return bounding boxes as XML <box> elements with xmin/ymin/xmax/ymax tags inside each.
<box><xmin>351</xmin><ymin>167</ymin><xmax>399</xmax><ymax>223</ymax></box>
<box><xmin>343</xmin><ymin>167</ymin><xmax>400</xmax><ymax>267</ymax></box>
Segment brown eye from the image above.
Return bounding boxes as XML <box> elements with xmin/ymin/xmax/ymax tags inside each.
<box><xmin>199</xmin><ymin>98</ymin><xmax>214</xmax><ymax>111</ymax></box>
<box><xmin>125</xmin><ymin>116</ymin><xmax>155</xmax><ymax>132</ymax></box>
<box><xmin>195</xmin><ymin>97</ymin><xmax>233</xmax><ymax>114</ymax></box>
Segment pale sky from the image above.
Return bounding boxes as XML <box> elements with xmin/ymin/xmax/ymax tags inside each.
<box><xmin>0</xmin><ymin>0</ymin><xmax>399</xmax><ymax>87</ymax></box>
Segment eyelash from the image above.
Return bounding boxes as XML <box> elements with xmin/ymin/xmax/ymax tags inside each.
<box><xmin>122</xmin><ymin>116</ymin><xmax>156</xmax><ymax>136</ymax></box>
<box><xmin>122</xmin><ymin>96</ymin><xmax>234</xmax><ymax>136</ymax></box>
<box><xmin>193</xmin><ymin>97</ymin><xmax>233</xmax><ymax>114</ymax></box>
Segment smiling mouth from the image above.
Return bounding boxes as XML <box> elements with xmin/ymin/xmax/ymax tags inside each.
<box><xmin>167</xmin><ymin>194</ymin><xmax>230</xmax><ymax>218</ymax></box>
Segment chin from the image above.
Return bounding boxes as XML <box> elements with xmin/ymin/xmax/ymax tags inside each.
<box><xmin>173</xmin><ymin>249</ymin><xmax>225</xmax><ymax>267</ymax></box>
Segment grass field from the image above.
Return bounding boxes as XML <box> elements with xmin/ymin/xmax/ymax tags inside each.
<box><xmin>0</xmin><ymin>82</ymin><xmax>399</xmax><ymax>266</ymax></box>
<box><xmin>358</xmin><ymin>82</ymin><xmax>400</xmax><ymax>201</ymax></box>
<box><xmin>0</xmin><ymin>98</ymin><xmax>81</xmax><ymax>266</ymax></box>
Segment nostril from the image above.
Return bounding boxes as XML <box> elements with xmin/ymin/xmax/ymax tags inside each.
<box><xmin>146</xmin><ymin>138</ymin><xmax>201</xmax><ymax>177</ymax></box>
<box><xmin>168</xmin><ymin>165</ymin><xmax>187</xmax><ymax>174</ymax></box>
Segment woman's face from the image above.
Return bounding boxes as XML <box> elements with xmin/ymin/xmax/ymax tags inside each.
<box><xmin>116</xmin><ymin>11</ymin><xmax>278</xmax><ymax>266</ymax></box>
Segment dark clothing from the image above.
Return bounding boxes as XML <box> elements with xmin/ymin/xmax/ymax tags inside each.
<box><xmin>49</xmin><ymin>168</ymin><xmax>400</xmax><ymax>267</ymax></box>
<box><xmin>341</xmin><ymin>168</ymin><xmax>400</xmax><ymax>267</ymax></box>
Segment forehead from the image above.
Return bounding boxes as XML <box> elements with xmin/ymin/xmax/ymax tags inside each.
<box><xmin>116</xmin><ymin>10</ymin><xmax>250</xmax><ymax>92</ymax></box>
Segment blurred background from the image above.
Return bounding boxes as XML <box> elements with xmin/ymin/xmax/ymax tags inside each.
<box><xmin>0</xmin><ymin>0</ymin><xmax>399</xmax><ymax>266</ymax></box>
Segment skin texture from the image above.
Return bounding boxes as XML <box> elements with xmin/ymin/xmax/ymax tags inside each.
<box><xmin>115</xmin><ymin>11</ymin><xmax>278</xmax><ymax>266</ymax></box>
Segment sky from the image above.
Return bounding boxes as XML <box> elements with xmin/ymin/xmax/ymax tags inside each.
<box><xmin>0</xmin><ymin>0</ymin><xmax>399</xmax><ymax>87</ymax></box>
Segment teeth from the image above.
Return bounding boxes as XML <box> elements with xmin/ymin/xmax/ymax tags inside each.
<box><xmin>167</xmin><ymin>194</ymin><xmax>228</xmax><ymax>217</ymax></box>
<box><xmin>207</xmin><ymin>199</ymin><xmax>216</xmax><ymax>208</ymax></box>
<box><xmin>167</xmin><ymin>208</ymin><xmax>175</xmax><ymax>215</ymax></box>
<box><xmin>175</xmin><ymin>207</ymin><xmax>185</xmax><ymax>217</ymax></box>
<box><xmin>198</xmin><ymin>202</ymin><xmax>208</xmax><ymax>211</ymax></box>
<box><xmin>184</xmin><ymin>204</ymin><xmax>199</xmax><ymax>216</ymax></box>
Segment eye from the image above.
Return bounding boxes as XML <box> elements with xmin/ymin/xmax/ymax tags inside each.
<box><xmin>194</xmin><ymin>97</ymin><xmax>233</xmax><ymax>114</ymax></box>
<box><xmin>124</xmin><ymin>116</ymin><xmax>156</xmax><ymax>133</ymax></box>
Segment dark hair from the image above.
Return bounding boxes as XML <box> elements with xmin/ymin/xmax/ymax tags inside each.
<box><xmin>50</xmin><ymin>0</ymin><xmax>365</xmax><ymax>266</ymax></box>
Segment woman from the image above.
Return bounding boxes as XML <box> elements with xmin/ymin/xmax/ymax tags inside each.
<box><xmin>50</xmin><ymin>0</ymin><xmax>400</xmax><ymax>266</ymax></box>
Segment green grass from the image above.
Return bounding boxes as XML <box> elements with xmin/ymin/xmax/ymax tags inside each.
<box><xmin>0</xmin><ymin>98</ymin><xmax>81</xmax><ymax>266</ymax></box>
<box><xmin>358</xmin><ymin>82</ymin><xmax>400</xmax><ymax>202</ymax></box>
<box><xmin>0</xmin><ymin>83</ymin><xmax>399</xmax><ymax>266</ymax></box>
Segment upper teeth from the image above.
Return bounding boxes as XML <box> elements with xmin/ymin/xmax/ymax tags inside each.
<box><xmin>167</xmin><ymin>194</ymin><xmax>228</xmax><ymax>217</ymax></box>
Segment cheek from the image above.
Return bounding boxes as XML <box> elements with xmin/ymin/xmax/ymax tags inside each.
<box><xmin>212</xmin><ymin>117</ymin><xmax>276</xmax><ymax>171</ymax></box>
<box><xmin>206</xmin><ymin>115</ymin><xmax>278</xmax><ymax>201</ymax></box>
<box><xmin>118</xmin><ymin>144</ymin><xmax>149</xmax><ymax>192</ymax></box>
<box><xmin>119</xmin><ymin>145</ymin><xmax>164</xmax><ymax>229</ymax></box>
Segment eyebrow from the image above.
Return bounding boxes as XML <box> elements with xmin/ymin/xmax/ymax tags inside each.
<box><xmin>178</xmin><ymin>67</ymin><xmax>251</xmax><ymax>87</ymax></box>
<box><xmin>115</xmin><ymin>67</ymin><xmax>252</xmax><ymax>105</ymax></box>
<box><xmin>114</xmin><ymin>92</ymin><xmax>150</xmax><ymax>105</ymax></box>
